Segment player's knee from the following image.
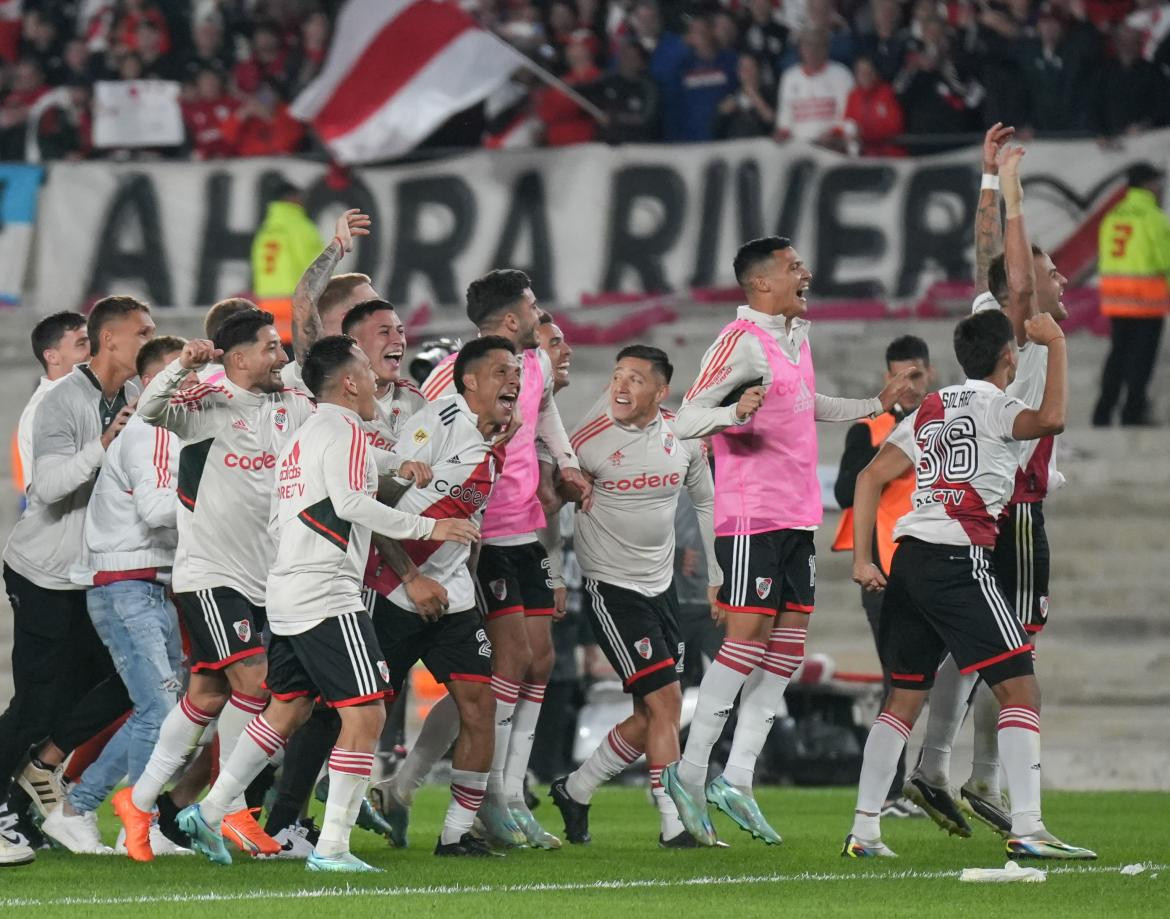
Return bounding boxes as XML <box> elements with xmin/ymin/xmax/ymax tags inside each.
<box><xmin>988</xmin><ymin>674</ymin><xmax>1041</xmax><ymax>712</ymax></box>
<box><xmin>494</xmin><ymin>640</ymin><xmax>532</xmax><ymax>681</ymax></box>
<box><xmin>642</xmin><ymin>681</ymin><xmax>682</xmax><ymax>724</ymax></box>
<box><xmin>188</xmin><ymin>684</ymin><xmax>229</xmax><ymax>713</ymax></box>
<box><xmin>884</xmin><ymin>688</ymin><xmax>927</xmax><ymax>725</ymax></box>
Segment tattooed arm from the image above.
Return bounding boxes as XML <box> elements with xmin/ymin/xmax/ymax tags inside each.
<box><xmin>371</xmin><ymin>532</ymin><xmax>449</xmax><ymax>621</ymax></box>
<box><xmin>290</xmin><ymin>208</ymin><xmax>371</xmax><ymax>365</ymax></box>
<box><xmin>974</xmin><ymin>123</ymin><xmax>1013</xmax><ymax>295</ymax></box>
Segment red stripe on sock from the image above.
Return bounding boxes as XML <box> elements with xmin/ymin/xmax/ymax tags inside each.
<box><xmin>180</xmin><ymin>695</ymin><xmax>216</xmax><ymax>726</ymax></box>
<box><xmin>229</xmin><ymin>691</ymin><xmax>267</xmax><ymax>714</ymax></box>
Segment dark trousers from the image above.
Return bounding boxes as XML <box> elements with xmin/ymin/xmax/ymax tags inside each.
<box><xmin>1094</xmin><ymin>317</ymin><xmax>1165</xmax><ymax>425</ymax></box>
<box><xmin>0</xmin><ymin>565</ymin><xmax>130</xmax><ymax>799</ymax></box>
<box><xmin>862</xmin><ymin>587</ymin><xmax>906</xmax><ymax>801</ymax></box>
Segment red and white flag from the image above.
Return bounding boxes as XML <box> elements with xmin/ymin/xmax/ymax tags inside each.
<box><xmin>292</xmin><ymin>0</ymin><xmax>527</xmax><ymax>164</ymax></box>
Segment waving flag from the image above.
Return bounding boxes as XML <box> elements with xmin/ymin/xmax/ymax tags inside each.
<box><xmin>292</xmin><ymin>0</ymin><xmax>527</xmax><ymax>164</ymax></box>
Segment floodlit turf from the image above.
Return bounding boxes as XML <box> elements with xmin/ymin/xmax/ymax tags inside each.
<box><xmin>2</xmin><ymin>788</ymin><xmax>1165</xmax><ymax>918</ymax></box>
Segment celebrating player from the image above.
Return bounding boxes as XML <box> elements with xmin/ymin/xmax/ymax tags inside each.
<box><xmin>550</xmin><ymin>345</ymin><xmax>721</xmax><ymax>847</ymax></box>
<box><xmin>844</xmin><ymin>309</ymin><xmax>1094</xmax><ymax>861</ymax></box>
<box><xmin>176</xmin><ymin>335</ymin><xmax>476</xmax><ymax>872</ymax></box>
<box><xmin>664</xmin><ymin>237</ymin><xmax>911</xmax><ymax>845</ymax></box>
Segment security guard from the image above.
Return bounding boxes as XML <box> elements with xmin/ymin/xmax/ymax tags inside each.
<box><xmin>251</xmin><ymin>180</ymin><xmax>323</xmax><ymax>345</ymax></box>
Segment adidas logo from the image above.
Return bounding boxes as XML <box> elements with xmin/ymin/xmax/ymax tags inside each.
<box><xmin>794</xmin><ymin>379</ymin><xmax>814</xmax><ymax>414</ymax></box>
<box><xmin>281</xmin><ymin>442</ymin><xmax>301</xmax><ymax>466</ymax></box>
<box><xmin>447</xmin><ymin>454</ymin><xmax>461</xmax><ymax>464</ymax></box>
<box><xmin>714</xmin><ymin>707</ymin><xmax>732</xmax><ymax>719</ymax></box>
<box><xmin>232</xmin><ymin>419</ymin><xmax>249</xmax><ymax>431</ymax></box>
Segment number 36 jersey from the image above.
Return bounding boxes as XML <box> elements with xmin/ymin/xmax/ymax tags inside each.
<box><xmin>886</xmin><ymin>380</ymin><xmax>1028</xmax><ymax>548</ymax></box>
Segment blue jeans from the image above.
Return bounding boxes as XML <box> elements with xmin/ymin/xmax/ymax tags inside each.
<box><xmin>69</xmin><ymin>580</ymin><xmax>182</xmax><ymax>813</ymax></box>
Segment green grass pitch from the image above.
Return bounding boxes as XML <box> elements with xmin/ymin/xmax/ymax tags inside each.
<box><xmin>3</xmin><ymin>787</ymin><xmax>1165</xmax><ymax>918</ymax></box>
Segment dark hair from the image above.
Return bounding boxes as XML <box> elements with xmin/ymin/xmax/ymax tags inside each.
<box><xmin>320</xmin><ymin>273</ymin><xmax>372</xmax><ymax>319</ymax></box>
<box><xmin>31</xmin><ymin>311</ymin><xmax>86</xmax><ymax>371</ymax></box>
<box><xmin>466</xmin><ymin>269</ymin><xmax>532</xmax><ymax>328</ymax></box>
<box><xmin>213</xmin><ymin>308</ymin><xmax>276</xmax><ymax>355</ymax></box>
<box><xmin>341</xmin><ymin>299</ymin><xmax>397</xmax><ymax>336</ymax></box>
<box><xmin>302</xmin><ymin>335</ymin><xmax>361</xmax><ymax>397</ymax></box>
<box><xmin>87</xmin><ymin>296</ymin><xmax>151</xmax><ymax>355</ymax></box>
<box><xmin>954</xmin><ymin>310</ymin><xmax>1014</xmax><ymax>379</ymax></box>
<box><xmin>733</xmin><ymin>236</ymin><xmax>791</xmax><ymax>286</ymax></box>
<box><xmin>538</xmin><ymin>311</ymin><xmax>554</xmax><ymax>326</ymax></box>
<box><xmin>987</xmin><ymin>245</ymin><xmax>1045</xmax><ymax>307</ymax></box>
<box><xmin>453</xmin><ymin>336</ymin><xmax>516</xmax><ymax>395</ymax></box>
<box><xmin>616</xmin><ymin>344</ymin><xmax>673</xmax><ymax>383</ymax></box>
<box><xmin>136</xmin><ymin>335</ymin><xmax>187</xmax><ymax>379</ymax></box>
<box><xmin>884</xmin><ymin>335</ymin><xmax>930</xmax><ymax>368</ymax></box>
<box><xmin>204</xmin><ymin>297</ymin><xmax>257</xmax><ymax>339</ymax></box>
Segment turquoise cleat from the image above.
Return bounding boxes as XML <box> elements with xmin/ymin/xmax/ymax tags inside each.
<box><xmin>176</xmin><ymin>805</ymin><xmax>232</xmax><ymax>866</ymax></box>
<box><xmin>367</xmin><ymin>778</ymin><xmax>410</xmax><ymax>848</ymax></box>
<box><xmin>476</xmin><ymin>798</ymin><xmax>526</xmax><ymax>848</ymax></box>
<box><xmin>705</xmin><ymin>776</ymin><xmax>782</xmax><ymax>845</ymax></box>
<box><xmin>660</xmin><ymin>763</ymin><xmax>717</xmax><ymax>847</ymax></box>
<box><xmin>509</xmin><ymin>801</ymin><xmax>561</xmax><ymax>850</ymax></box>
<box><xmin>306</xmin><ymin>849</ymin><xmax>383</xmax><ymax>873</ymax></box>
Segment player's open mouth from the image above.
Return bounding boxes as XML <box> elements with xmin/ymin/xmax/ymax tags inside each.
<box><xmin>797</xmin><ymin>285</ymin><xmax>809</xmax><ymax>301</ymax></box>
<box><xmin>384</xmin><ymin>350</ymin><xmax>402</xmax><ymax>366</ymax></box>
<box><xmin>498</xmin><ymin>392</ymin><xmax>517</xmax><ymax>409</ymax></box>
<box><xmin>614</xmin><ymin>396</ymin><xmax>631</xmax><ymax>405</ymax></box>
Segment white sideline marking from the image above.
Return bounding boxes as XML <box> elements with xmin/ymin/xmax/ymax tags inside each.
<box><xmin>1</xmin><ymin>863</ymin><xmax>1161</xmax><ymax>908</ymax></box>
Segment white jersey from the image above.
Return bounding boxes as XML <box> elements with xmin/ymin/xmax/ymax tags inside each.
<box><xmin>17</xmin><ymin>376</ymin><xmax>61</xmax><ymax>493</ymax></box>
<box><xmin>138</xmin><ymin>358</ymin><xmax>317</xmax><ymax>604</ymax></box>
<box><xmin>266</xmin><ymin>403</ymin><xmax>436</xmax><ymax>635</ymax></box>
<box><xmin>572</xmin><ymin>408</ymin><xmax>720</xmax><ymax>596</ymax></box>
<box><xmin>887</xmin><ymin>380</ymin><xmax>1028</xmax><ymax>548</ymax></box>
<box><xmin>775</xmin><ymin>60</ymin><xmax>853</xmax><ymax>140</ymax></box>
<box><xmin>368</xmin><ymin>395</ymin><xmax>505</xmax><ymax>615</ymax></box>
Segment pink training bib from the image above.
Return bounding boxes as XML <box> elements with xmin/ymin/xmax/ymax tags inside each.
<box><xmin>481</xmin><ymin>348</ymin><xmax>546</xmax><ymax>538</ymax></box>
<box><xmin>712</xmin><ymin>319</ymin><xmax>822</xmax><ymax>536</ymax></box>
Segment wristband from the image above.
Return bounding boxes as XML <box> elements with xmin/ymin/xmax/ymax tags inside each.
<box><xmin>980</xmin><ymin>174</ymin><xmax>1000</xmax><ymax>191</ymax></box>
<box><xmin>331</xmin><ymin>235</ymin><xmax>345</xmax><ymax>251</ymax></box>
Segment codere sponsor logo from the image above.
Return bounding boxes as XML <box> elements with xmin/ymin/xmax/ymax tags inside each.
<box><xmin>434</xmin><ymin>479</ymin><xmax>490</xmax><ymax>507</ymax></box>
<box><xmin>225</xmin><ymin>452</ymin><xmax>277</xmax><ymax>470</ymax></box>
<box><xmin>601</xmin><ymin>471</ymin><xmax>682</xmax><ymax>492</ymax></box>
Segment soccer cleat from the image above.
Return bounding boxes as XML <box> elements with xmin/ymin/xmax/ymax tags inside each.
<box><xmin>960</xmin><ymin>781</ymin><xmax>1012</xmax><ymax>836</ymax></box>
<box><xmin>17</xmin><ymin>757</ymin><xmax>67</xmax><ymax>820</ymax></box>
<box><xmin>659</xmin><ymin>830</ymin><xmax>698</xmax><ymax>848</ymax></box>
<box><xmin>476</xmin><ymin>797</ymin><xmax>526</xmax><ymax>847</ymax></box>
<box><xmin>115</xmin><ymin>824</ymin><xmax>192</xmax><ymax>856</ymax></box>
<box><xmin>0</xmin><ymin>831</ymin><xmax>35</xmax><ymax>867</ymax></box>
<box><xmin>112</xmin><ymin>787</ymin><xmax>155</xmax><ymax>862</ymax></box>
<box><xmin>306</xmin><ymin>849</ymin><xmax>382</xmax><ymax>872</ymax></box>
<box><xmin>155</xmin><ymin>792</ymin><xmax>193</xmax><ymax>851</ymax></box>
<box><xmin>316</xmin><ymin>776</ymin><xmax>396</xmax><ymax>842</ymax></box>
<box><xmin>902</xmin><ymin>774</ymin><xmax>972</xmax><ymax>838</ymax></box>
<box><xmin>549</xmin><ymin>776</ymin><xmax>591</xmax><ymax>844</ymax></box>
<box><xmin>1006</xmin><ymin>830</ymin><xmax>1097</xmax><ymax>860</ymax></box>
<box><xmin>177</xmin><ymin>805</ymin><xmax>232</xmax><ymax>865</ymax></box>
<box><xmin>367</xmin><ymin>778</ymin><xmax>410</xmax><ymax>847</ymax></box>
<box><xmin>435</xmin><ymin>832</ymin><xmax>505</xmax><ymax>857</ymax></box>
<box><xmin>881</xmin><ymin>797</ymin><xmax>926</xmax><ymax>819</ymax></box>
<box><xmin>509</xmin><ymin>800</ymin><xmax>561</xmax><ymax>849</ymax></box>
<box><xmin>660</xmin><ymin>763</ymin><xmax>717</xmax><ymax>847</ymax></box>
<box><xmin>267</xmin><ymin>823</ymin><xmax>316</xmax><ymax>859</ymax></box>
<box><xmin>841</xmin><ymin>833</ymin><xmax>898</xmax><ymax>858</ymax></box>
<box><xmin>705</xmin><ymin>776</ymin><xmax>782</xmax><ymax>845</ymax></box>
<box><xmin>222</xmin><ymin>806</ymin><xmax>281</xmax><ymax>857</ymax></box>
<box><xmin>41</xmin><ymin>804</ymin><xmax>114</xmax><ymax>854</ymax></box>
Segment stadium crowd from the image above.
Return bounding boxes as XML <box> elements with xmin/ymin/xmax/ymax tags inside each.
<box><xmin>1</xmin><ymin>0</ymin><xmax>1169</xmax><ymax>162</ymax></box>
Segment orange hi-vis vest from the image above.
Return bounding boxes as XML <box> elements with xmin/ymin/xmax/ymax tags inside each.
<box><xmin>831</xmin><ymin>413</ymin><xmax>915</xmax><ymax>573</ymax></box>
<box><xmin>1098</xmin><ymin>187</ymin><xmax>1170</xmax><ymax>320</ymax></box>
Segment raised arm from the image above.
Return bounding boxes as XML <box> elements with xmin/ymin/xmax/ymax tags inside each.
<box><xmin>138</xmin><ymin>341</ymin><xmax>225</xmax><ymax>440</ymax></box>
<box><xmin>974</xmin><ymin>123</ymin><xmax>1013</xmax><ymax>294</ymax></box>
<box><xmin>290</xmin><ymin>209</ymin><xmax>370</xmax><ymax>364</ymax></box>
<box><xmin>1011</xmin><ymin>314</ymin><xmax>1067</xmax><ymax>440</ymax></box>
<box><xmin>999</xmin><ymin>146</ymin><xmax>1036</xmax><ymax>345</ymax></box>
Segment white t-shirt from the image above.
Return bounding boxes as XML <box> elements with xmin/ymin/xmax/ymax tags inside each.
<box><xmin>775</xmin><ymin>61</ymin><xmax>853</xmax><ymax>140</ymax></box>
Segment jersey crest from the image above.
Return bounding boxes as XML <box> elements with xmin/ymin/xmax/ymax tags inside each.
<box><xmin>272</xmin><ymin>407</ymin><xmax>288</xmax><ymax>432</ymax></box>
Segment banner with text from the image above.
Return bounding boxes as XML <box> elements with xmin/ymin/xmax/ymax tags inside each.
<box><xmin>31</xmin><ymin>132</ymin><xmax>1170</xmax><ymax>312</ymax></box>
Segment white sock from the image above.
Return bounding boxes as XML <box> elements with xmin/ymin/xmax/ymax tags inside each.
<box><xmin>393</xmin><ymin>693</ymin><xmax>459</xmax><ymax>806</ymax></box>
<box><xmin>648</xmin><ymin>765</ymin><xmax>684</xmax><ymax>840</ymax></box>
<box><xmin>131</xmin><ymin>694</ymin><xmax>214</xmax><ymax>812</ymax></box>
<box><xmin>503</xmin><ymin>681</ymin><xmax>545</xmax><ymax>801</ymax></box>
<box><xmin>677</xmin><ymin>639</ymin><xmax>766</xmax><ymax>794</ymax></box>
<box><xmin>200</xmin><ymin>715</ymin><xmax>286</xmax><ymax>829</ymax></box>
<box><xmin>997</xmin><ymin>706</ymin><xmax>1043</xmax><ymax>836</ymax></box>
<box><xmin>723</xmin><ymin>626</ymin><xmax>805</xmax><ymax>789</ymax></box>
<box><xmin>217</xmin><ymin>691</ymin><xmax>266</xmax><ymax>811</ymax></box>
<box><xmin>851</xmin><ymin>711</ymin><xmax>911</xmax><ymax>840</ymax></box>
<box><xmin>968</xmin><ymin>681</ymin><xmax>1002</xmax><ymax>792</ymax></box>
<box><xmin>442</xmin><ymin>769</ymin><xmax>488</xmax><ymax>845</ymax></box>
<box><xmin>917</xmin><ymin>655</ymin><xmax>977</xmax><ymax>785</ymax></box>
<box><xmin>565</xmin><ymin>726</ymin><xmax>641</xmax><ymax>804</ymax></box>
<box><xmin>486</xmin><ymin>675</ymin><xmax>520</xmax><ymax>800</ymax></box>
<box><xmin>316</xmin><ymin>748</ymin><xmax>375</xmax><ymax>857</ymax></box>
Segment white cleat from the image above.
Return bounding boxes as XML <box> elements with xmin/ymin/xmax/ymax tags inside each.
<box><xmin>41</xmin><ymin>805</ymin><xmax>114</xmax><ymax>854</ymax></box>
<box><xmin>267</xmin><ymin>823</ymin><xmax>316</xmax><ymax>859</ymax></box>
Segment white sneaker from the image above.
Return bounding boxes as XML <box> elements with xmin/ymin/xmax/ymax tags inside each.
<box><xmin>41</xmin><ymin>805</ymin><xmax>114</xmax><ymax>855</ymax></box>
<box><xmin>17</xmin><ymin>759</ymin><xmax>67</xmax><ymax>819</ymax></box>
<box><xmin>115</xmin><ymin>824</ymin><xmax>193</xmax><ymax>856</ymax></box>
<box><xmin>0</xmin><ymin>831</ymin><xmax>35</xmax><ymax>867</ymax></box>
<box><xmin>267</xmin><ymin>823</ymin><xmax>315</xmax><ymax>859</ymax></box>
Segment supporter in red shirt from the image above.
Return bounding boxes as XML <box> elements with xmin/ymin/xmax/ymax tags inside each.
<box><xmin>183</xmin><ymin>67</ymin><xmax>238</xmax><ymax>159</ymax></box>
<box><xmin>233</xmin><ymin>22</ymin><xmax>290</xmax><ymax>95</ymax></box>
<box><xmin>116</xmin><ymin>0</ymin><xmax>171</xmax><ymax>56</ymax></box>
<box><xmin>537</xmin><ymin>32</ymin><xmax>602</xmax><ymax>146</ymax></box>
<box><xmin>220</xmin><ymin>81</ymin><xmax>304</xmax><ymax>157</ymax></box>
<box><xmin>844</xmin><ymin>55</ymin><xmax>905</xmax><ymax>156</ymax></box>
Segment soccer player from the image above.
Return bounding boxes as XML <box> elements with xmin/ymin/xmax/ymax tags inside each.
<box><xmin>664</xmin><ymin>237</ymin><xmax>910</xmax><ymax>845</ymax></box>
<box><xmin>550</xmin><ymin>345</ymin><xmax>721</xmax><ymax>848</ymax></box>
<box><xmin>364</xmin><ymin>336</ymin><xmax>521</xmax><ymax>856</ymax></box>
<box><xmin>418</xmin><ymin>270</ymin><xmax>591</xmax><ymax>847</ymax></box>
<box><xmin>111</xmin><ymin>309</ymin><xmax>316</xmax><ymax>861</ymax></box>
<box><xmin>0</xmin><ymin>296</ymin><xmax>154</xmax><ymax>865</ymax></box>
<box><xmin>176</xmin><ymin>335</ymin><xmax>476</xmax><ymax>872</ymax></box>
<box><xmin>908</xmin><ymin>143</ymin><xmax>1071</xmax><ymax>837</ymax></box>
<box><xmin>537</xmin><ymin>313</ymin><xmax>573</xmax><ymax>394</ymax></box>
<box><xmin>844</xmin><ymin>309</ymin><xmax>1094</xmax><ymax>861</ymax></box>
<box><xmin>831</xmin><ymin>335</ymin><xmax>933</xmax><ymax>819</ymax></box>
<box><xmin>39</xmin><ymin>336</ymin><xmax>190</xmax><ymax>855</ymax></box>
<box><xmin>15</xmin><ymin>312</ymin><xmax>91</xmax><ymax>494</ymax></box>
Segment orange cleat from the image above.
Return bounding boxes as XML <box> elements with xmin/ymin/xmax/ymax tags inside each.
<box><xmin>112</xmin><ymin>787</ymin><xmax>154</xmax><ymax>862</ymax></box>
<box><xmin>222</xmin><ymin>807</ymin><xmax>281</xmax><ymax>857</ymax></box>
